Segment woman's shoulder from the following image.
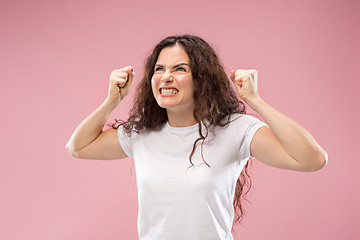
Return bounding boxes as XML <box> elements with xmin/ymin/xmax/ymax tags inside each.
<box><xmin>215</xmin><ymin>113</ymin><xmax>265</xmax><ymax>135</ymax></box>
<box><xmin>118</xmin><ymin>121</ymin><xmax>167</xmax><ymax>138</ymax></box>
<box><xmin>223</xmin><ymin>113</ymin><xmax>261</xmax><ymax>124</ymax></box>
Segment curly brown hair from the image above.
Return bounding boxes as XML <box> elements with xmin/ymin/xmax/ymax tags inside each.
<box><xmin>112</xmin><ymin>34</ymin><xmax>252</xmax><ymax>231</ymax></box>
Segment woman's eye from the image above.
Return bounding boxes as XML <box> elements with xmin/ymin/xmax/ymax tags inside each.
<box><xmin>155</xmin><ymin>67</ymin><xmax>163</xmax><ymax>71</ymax></box>
<box><xmin>176</xmin><ymin>67</ymin><xmax>186</xmax><ymax>72</ymax></box>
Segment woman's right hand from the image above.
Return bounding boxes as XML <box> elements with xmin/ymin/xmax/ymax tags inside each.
<box><xmin>108</xmin><ymin>66</ymin><xmax>134</xmax><ymax>103</ymax></box>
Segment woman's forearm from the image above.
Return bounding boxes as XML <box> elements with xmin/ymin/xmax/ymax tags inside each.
<box><xmin>65</xmin><ymin>97</ymin><xmax>120</xmax><ymax>155</ymax></box>
<box><xmin>246</xmin><ymin>96</ymin><xmax>328</xmax><ymax>169</ymax></box>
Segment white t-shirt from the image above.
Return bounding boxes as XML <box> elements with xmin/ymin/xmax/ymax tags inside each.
<box><xmin>117</xmin><ymin>113</ymin><xmax>268</xmax><ymax>240</ymax></box>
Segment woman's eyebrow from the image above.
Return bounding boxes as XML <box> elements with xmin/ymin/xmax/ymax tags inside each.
<box><xmin>173</xmin><ymin>63</ymin><xmax>190</xmax><ymax>68</ymax></box>
<box><xmin>155</xmin><ymin>63</ymin><xmax>190</xmax><ymax>68</ymax></box>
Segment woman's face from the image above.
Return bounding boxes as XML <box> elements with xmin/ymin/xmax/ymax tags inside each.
<box><xmin>151</xmin><ymin>45</ymin><xmax>194</xmax><ymax>113</ymax></box>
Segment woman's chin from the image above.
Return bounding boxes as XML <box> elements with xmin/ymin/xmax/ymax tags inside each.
<box><xmin>156</xmin><ymin>100</ymin><xmax>177</xmax><ymax>109</ymax></box>
<box><xmin>159</xmin><ymin>104</ymin><xmax>174</xmax><ymax>110</ymax></box>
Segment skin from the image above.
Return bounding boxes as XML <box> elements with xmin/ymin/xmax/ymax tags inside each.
<box><xmin>66</xmin><ymin>46</ymin><xmax>328</xmax><ymax>172</ymax></box>
<box><xmin>230</xmin><ymin>69</ymin><xmax>328</xmax><ymax>171</ymax></box>
<box><xmin>151</xmin><ymin>45</ymin><xmax>196</xmax><ymax>127</ymax></box>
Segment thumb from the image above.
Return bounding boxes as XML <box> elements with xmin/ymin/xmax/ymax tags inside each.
<box><xmin>126</xmin><ymin>65</ymin><xmax>134</xmax><ymax>75</ymax></box>
<box><xmin>125</xmin><ymin>66</ymin><xmax>135</xmax><ymax>81</ymax></box>
<box><xmin>230</xmin><ymin>70</ymin><xmax>236</xmax><ymax>81</ymax></box>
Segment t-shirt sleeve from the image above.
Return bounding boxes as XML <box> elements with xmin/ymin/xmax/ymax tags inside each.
<box><xmin>117</xmin><ymin>125</ymin><xmax>134</xmax><ymax>158</ymax></box>
<box><xmin>237</xmin><ymin>115</ymin><xmax>269</xmax><ymax>159</ymax></box>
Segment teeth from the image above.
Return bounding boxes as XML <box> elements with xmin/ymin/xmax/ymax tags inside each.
<box><xmin>161</xmin><ymin>89</ymin><xmax>178</xmax><ymax>95</ymax></box>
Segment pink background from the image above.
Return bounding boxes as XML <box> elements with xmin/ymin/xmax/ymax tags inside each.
<box><xmin>1</xmin><ymin>0</ymin><xmax>359</xmax><ymax>239</ymax></box>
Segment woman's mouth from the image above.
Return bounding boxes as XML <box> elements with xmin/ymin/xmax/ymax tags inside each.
<box><xmin>160</xmin><ymin>88</ymin><xmax>179</xmax><ymax>95</ymax></box>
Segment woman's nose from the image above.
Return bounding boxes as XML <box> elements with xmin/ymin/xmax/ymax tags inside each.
<box><xmin>161</xmin><ymin>71</ymin><xmax>173</xmax><ymax>83</ymax></box>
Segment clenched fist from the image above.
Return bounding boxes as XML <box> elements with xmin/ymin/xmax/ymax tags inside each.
<box><xmin>109</xmin><ymin>66</ymin><xmax>134</xmax><ymax>103</ymax></box>
<box><xmin>230</xmin><ymin>69</ymin><xmax>259</xmax><ymax>102</ymax></box>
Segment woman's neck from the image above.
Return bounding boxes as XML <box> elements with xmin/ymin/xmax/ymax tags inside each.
<box><xmin>166</xmin><ymin>109</ymin><xmax>197</xmax><ymax>127</ymax></box>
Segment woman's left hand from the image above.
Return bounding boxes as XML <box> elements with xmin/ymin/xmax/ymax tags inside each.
<box><xmin>230</xmin><ymin>69</ymin><xmax>259</xmax><ymax>103</ymax></box>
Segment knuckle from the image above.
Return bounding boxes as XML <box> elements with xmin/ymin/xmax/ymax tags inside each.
<box><xmin>119</xmin><ymin>79</ymin><xmax>126</xmax><ymax>86</ymax></box>
<box><xmin>119</xmin><ymin>72</ymin><xmax>127</xmax><ymax>78</ymax></box>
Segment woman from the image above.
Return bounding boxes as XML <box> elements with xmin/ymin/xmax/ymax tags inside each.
<box><xmin>66</xmin><ymin>35</ymin><xmax>327</xmax><ymax>240</ymax></box>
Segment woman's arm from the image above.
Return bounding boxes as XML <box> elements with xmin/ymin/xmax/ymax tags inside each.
<box><xmin>65</xmin><ymin>66</ymin><xmax>134</xmax><ymax>160</ymax></box>
<box><xmin>65</xmin><ymin>98</ymin><xmax>127</xmax><ymax>160</ymax></box>
<box><xmin>231</xmin><ymin>69</ymin><xmax>327</xmax><ymax>172</ymax></box>
<box><xmin>248</xmin><ymin>97</ymin><xmax>327</xmax><ymax>171</ymax></box>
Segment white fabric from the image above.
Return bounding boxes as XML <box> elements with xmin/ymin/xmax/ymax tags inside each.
<box><xmin>117</xmin><ymin>113</ymin><xmax>269</xmax><ymax>240</ymax></box>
